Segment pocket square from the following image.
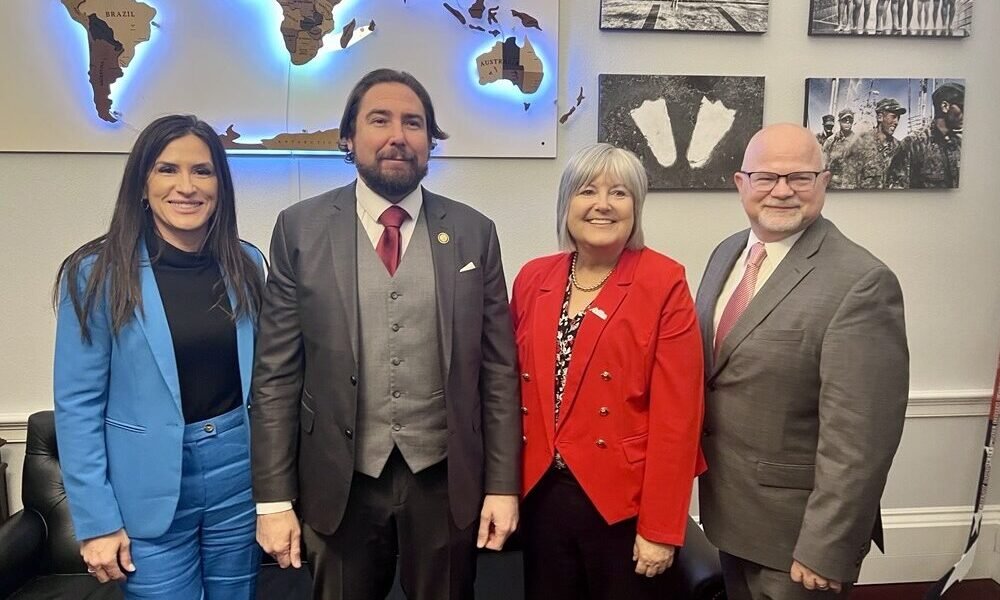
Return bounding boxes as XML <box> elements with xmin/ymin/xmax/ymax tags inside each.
<box><xmin>459</xmin><ymin>261</ymin><xmax>477</xmax><ymax>273</ymax></box>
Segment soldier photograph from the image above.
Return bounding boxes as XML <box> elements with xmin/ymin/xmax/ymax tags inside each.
<box><xmin>821</xmin><ymin>109</ymin><xmax>855</xmax><ymax>188</ymax></box>
<box><xmin>888</xmin><ymin>82</ymin><xmax>964</xmax><ymax>189</ymax></box>
<box><xmin>816</xmin><ymin>114</ymin><xmax>836</xmax><ymax>145</ymax></box>
<box><xmin>805</xmin><ymin>77</ymin><xmax>966</xmax><ymax>190</ymax></box>
<box><xmin>841</xmin><ymin>98</ymin><xmax>906</xmax><ymax>189</ymax></box>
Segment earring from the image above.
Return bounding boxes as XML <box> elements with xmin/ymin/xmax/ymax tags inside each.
<box><xmin>141</xmin><ymin>198</ymin><xmax>150</xmax><ymax>210</ymax></box>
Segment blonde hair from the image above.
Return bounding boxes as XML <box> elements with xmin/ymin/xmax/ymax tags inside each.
<box><xmin>556</xmin><ymin>143</ymin><xmax>647</xmax><ymax>252</ymax></box>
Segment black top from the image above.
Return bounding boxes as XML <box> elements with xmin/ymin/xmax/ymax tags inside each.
<box><xmin>146</xmin><ymin>234</ymin><xmax>242</xmax><ymax>424</ymax></box>
<box><xmin>552</xmin><ymin>276</ymin><xmax>587</xmax><ymax>470</ymax></box>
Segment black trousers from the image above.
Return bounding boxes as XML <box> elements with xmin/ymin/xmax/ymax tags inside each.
<box><xmin>302</xmin><ymin>449</ymin><xmax>478</xmax><ymax>600</ymax></box>
<box><xmin>521</xmin><ymin>467</ymin><xmax>668</xmax><ymax>600</ymax></box>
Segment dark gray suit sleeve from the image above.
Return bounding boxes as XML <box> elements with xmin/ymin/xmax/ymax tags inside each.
<box><xmin>794</xmin><ymin>265</ymin><xmax>909</xmax><ymax>581</ymax></box>
<box><xmin>478</xmin><ymin>220</ymin><xmax>521</xmax><ymax>495</ymax></box>
<box><xmin>251</xmin><ymin>210</ymin><xmax>305</xmax><ymax>503</ymax></box>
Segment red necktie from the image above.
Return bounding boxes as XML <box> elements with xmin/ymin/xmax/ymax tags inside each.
<box><xmin>714</xmin><ymin>242</ymin><xmax>767</xmax><ymax>354</ymax></box>
<box><xmin>376</xmin><ymin>205</ymin><xmax>409</xmax><ymax>276</ymax></box>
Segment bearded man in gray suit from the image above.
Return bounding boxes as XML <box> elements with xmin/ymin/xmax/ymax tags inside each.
<box><xmin>696</xmin><ymin>123</ymin><xmax>909</xmax><ymax>599</ymax></box>
<box><xmin>250</xmin><ymin>69</ymin><xmax>521</xmax><ymax>600</ymax></box>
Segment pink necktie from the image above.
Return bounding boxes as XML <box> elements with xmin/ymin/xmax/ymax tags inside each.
<box><xmin>714</xmin><ymin>242</ymin><xmax>767</xmax><ymax>354</ymax></box>
<box><xmin>375</xmin><ymin>205</ymin><xmax>409</xmax><ymax>276</ymax></box>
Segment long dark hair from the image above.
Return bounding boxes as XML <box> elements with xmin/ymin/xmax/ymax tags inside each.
<box><xmin>53</xmin><ymin>114</ymin><xmax>263</xmax><ymax>342</ymax></box>
<box><xmin>337</xmin><ymin>68</ymin><xmax>449</xmax><ymax>161</ymax></box>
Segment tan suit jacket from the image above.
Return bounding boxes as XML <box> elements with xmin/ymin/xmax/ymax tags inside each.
<box><xmin>696</xmin><ymin>217</ymin><xmax>909</xmax><ymax>582</ymax></box>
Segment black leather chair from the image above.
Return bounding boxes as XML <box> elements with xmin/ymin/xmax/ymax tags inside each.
<box><xmin>0</xmin><ymin>411</ymin><xmax>725</xmax><ymax>599</ymax></box>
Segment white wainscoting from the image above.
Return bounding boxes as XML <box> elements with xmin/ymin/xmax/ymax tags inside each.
<box><xmin>860</xmin><ymin>506</ymin><xmax>1000</xmax><ymax>584</ymax></box>
<box><xmin>2</xmin><ymin>391</ymin><xmax>999</xmax><ymax>584</ymax></box>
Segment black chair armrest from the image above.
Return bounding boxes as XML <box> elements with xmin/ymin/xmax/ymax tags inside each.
<box><xmin>0</xmin><ymin>510</ymin><xmax>45</xmax><ymax>598</ymax></box>
<box><xmin>663</xmin><ymin>517</ymin><xmax>726</xmax><ymax>599</ymax></box>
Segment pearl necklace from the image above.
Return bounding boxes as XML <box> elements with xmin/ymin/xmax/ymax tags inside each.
<box><xmin>570</xmin><ymin>252</ymin><xmax>615</xmax><ymax>292</ymax></box>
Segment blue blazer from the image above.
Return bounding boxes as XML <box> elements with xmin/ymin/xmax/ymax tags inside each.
<box><xmin>54</xmin><ymin>241</ymin><xmax>263</xmax><ymax>541</ymax></box>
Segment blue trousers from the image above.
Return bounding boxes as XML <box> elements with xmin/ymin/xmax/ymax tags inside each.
<box><xmin>121</xmin><ymin>407</ymin><xmax>260</xmax><ymax>599</ymax></box>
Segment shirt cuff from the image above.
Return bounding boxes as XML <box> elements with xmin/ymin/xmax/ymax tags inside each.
<box><xmin>256</xmin><ymin>501</ymin><xmax>294</xmax><ymax>515</ymax></box>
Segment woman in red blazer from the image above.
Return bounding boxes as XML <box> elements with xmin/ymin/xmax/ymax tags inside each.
<box><xmin>511</xmin><ymin>143</ymin><xmax>706</xmax><ymax>599</ymax></box>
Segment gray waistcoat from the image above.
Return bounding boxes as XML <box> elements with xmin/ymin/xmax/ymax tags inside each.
<box><xmin>355</xmin><ymin>212</ymin><xmax>447</xmax><ymax>478</ymax></box>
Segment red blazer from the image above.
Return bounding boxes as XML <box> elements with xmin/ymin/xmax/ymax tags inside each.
<box><xmin>511</xmin><ymin>248</ymin><xmax>706</xmax><ymax>545</ymax></box>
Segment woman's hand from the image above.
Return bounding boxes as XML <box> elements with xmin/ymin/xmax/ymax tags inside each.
<box><xmin>632</xmin><ymin>533</ymin><xmax>675</xmax><ymax>577</ymax></box>
<box><xmin>81</xmin><ymin>528</ymin><xmax>135</xmax><ymax>582</ymax></box>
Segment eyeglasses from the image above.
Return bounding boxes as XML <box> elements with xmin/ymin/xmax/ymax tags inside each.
<box><xmin>739</xmin><ymin>171</ymin><xmax>826</xmax><ymax>192</ymax></box>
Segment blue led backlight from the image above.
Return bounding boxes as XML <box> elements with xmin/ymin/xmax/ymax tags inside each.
<box><xmin>468</xmin><ymin>36</ymin><xmax>552</xmax><ymax>102</ymax></box>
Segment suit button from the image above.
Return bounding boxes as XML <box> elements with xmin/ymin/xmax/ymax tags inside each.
<box><xmin>522</xmin><ymin>435</ymin><xmax>528</xmax><ymax>444</ymax></box>
<box><xmin>599</xmin><ymin>407</ymin><xmax>609</xmax><ymax>416</ymax></box>
<box><xmin>344</xmin><ymin>428</ymin><xmax>353</xmax><ymax>439</ymax></box>
<box><xmin>392</xmin><ymin>390</ymin><xmax>401</xmax><ymax>398</ymax></box>
<box><xmin>350</xmin><ymin>375</ymin><xmax>358</xmax><ymax>386</ymax></box>
<box><xmin>203</xmin><ymin>423</ymin><xmax>215</xmax><ymax>433</ymax></box>
<box><xmin>391</xmin><ymin>323</ymin><xmax>400</xmax><ymax>332</ymax></box>
<box><xmin>521</xmin><ymin>372</ymin><xmax>531</xmax><ymax>381</ymax></box>
<box><xmin>390</xmin><ymin>291</ymin><xmax>400</xmax><ymax>300</ymax></box>
<box><xmin>521</xmin><ymin>406</ymin><xmax>528</xmax><ymax>414</ymax></box>
<box><xmin>596</xmin><ymin>439</ymin><xmax>606</xmax><ymax>448</ymax></box>
<box><xmin>601</xmin><ymin>371</ymin><xmax>612</xmax><ymax>381</ymax></box>
<box><xmin>391</xmin><ymin>357</ymin><xmax>401</xmax><ymax>366</ymax></box>
<box><xmin>392</xmin><ymin>424</ymin><xmax>402</xmax><ymax>432</ymax></box>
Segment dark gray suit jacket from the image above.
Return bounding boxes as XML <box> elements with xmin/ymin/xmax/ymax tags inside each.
<box><xmin>696</xmin><ymin>217</ymin><xmax>909</xmax><ymax>582</ymax></box>
<box><xmin>250</xmin><ymin>182</ymin><xmax>521</xmax><ymax>534</ymax></box>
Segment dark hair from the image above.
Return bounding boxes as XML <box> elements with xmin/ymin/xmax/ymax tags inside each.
<box><xmin>337</xmin><ymin>69</ymin><xmax>449</xmax><ymax>162</ymax></box>
<box><xmin>932</xmin><ymin>83</ymin><xmax>965</xmax><ymax>118</ymax></box>
<box><xmin>53</xmin><ymin>114</ymin><xmax>263</xmax><ymax>342</ymax></box>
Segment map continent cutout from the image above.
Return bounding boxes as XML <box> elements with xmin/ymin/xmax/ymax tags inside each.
<box><xmin>476</xmin><ymin>36</ymin><xmax>543</xmax><ymax>94</ymax></box>
<box><xmin>277</xmin><ymin>0</ymin><xmax>341</xmax><ymax>65</ymax></box>
<box><xmin>61</xmin><ymin>0</ymin><xmax>156</xmax><ymax>123</ymax></box>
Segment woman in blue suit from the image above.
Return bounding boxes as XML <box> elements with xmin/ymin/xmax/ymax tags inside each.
<box><xmin>53</xmin><ymin>114</ymin><xmax>265</xmax><ymax>599</ymax></box>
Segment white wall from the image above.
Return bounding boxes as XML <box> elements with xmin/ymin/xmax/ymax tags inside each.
<box><xmin>1</xmin><ymin>0</ymin><xmax>998</xmax><ymax>584</ymax></box>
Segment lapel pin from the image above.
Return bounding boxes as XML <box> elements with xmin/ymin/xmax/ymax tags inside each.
<box><xmin>590</xmin><ymin>307</ymin><xmax>607</xmax><ymax>320</ymax></box>
<box><xmin>437</xmin><ymin>232</ymin><xmax>450</xmax><ymax>244</ymax></box>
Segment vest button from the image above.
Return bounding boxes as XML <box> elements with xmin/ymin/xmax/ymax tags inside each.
<box><xmin>391</xmin><ymin>323</ymin><xmax>400</xmax><ymax>332</ymax></box>
<box><xmin>599</xmin><ymin>407</ymin><xmax>609</xmax><ymax>416</ymax></box>
<box><xmin>350</xmin><ymin>375</ymin><xmax>357</xmax><ymax>386</ymax></box>
<box><xmin>521</xmin><ymin>406</ymin><xmax>528</xmax><ymax>414</ymax></box>
<box><xmin>601</xmin><ymin>371</ymin><xmax>612</xmax><ymax>381</ymax></box>
<box><xmin>392</xmin><ymin>424</ymin><xmax>402</xmax><ymax>432</ymax></box>
<box><xmin>391</xmin><ymin>357</ymin><xmax>401</xmax><ymax>366</ymax></box>
<box><xmin>521</xmin><ymin>372</ymin><xmax>531</xmax><ymax>381</ymax></box>
<box><xmin>595</xmin><ymin>439</ymin><xmax>606</xmax><ymax>448</ymax></box>
<box><xmin>392</xmin><ymin>390</ymin><xmax>401</xmax><ymax>398</ymax></box>
<box><xmin>390</xmin><ymin>291</ymin><xmax>399</xmax><ymax>300</ymax></box>
<box><xmin>344</xmin><ymin>428</ymin><xmax>353</xmax><ymax>439</ymax></box>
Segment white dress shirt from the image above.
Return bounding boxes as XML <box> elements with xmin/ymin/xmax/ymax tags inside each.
<box><xmin>712</xmin><ymin>229</ymin><xmax>805</xmax><ymax>334</ymax></box>
<box><xmin>257</xmin><ymin>178</ymin><xmax>424</xmax><ymax>516</ymax></box>
<box><xmin>354</xmin><ymin>175</ymin><xmax>424</xmax><ymax>255</ymax></box>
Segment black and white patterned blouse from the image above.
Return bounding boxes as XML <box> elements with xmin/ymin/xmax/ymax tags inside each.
<box><xmin>553</xmin><ymin>276</ymin><xmax>587</xmax><ymax>469</ymax></box>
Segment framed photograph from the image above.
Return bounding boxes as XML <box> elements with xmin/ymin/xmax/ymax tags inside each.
<box><xmin>805</xmin><ymin>77</ymin><xmax>965</xmax><ymax>189</ymax></box>
<box><xmin>600</xmin><ymin>1</ymin><xmax>769</xmax><ymax>33</ymax></box>
<box><xmin>599</xmin><ymin>74</ymin><xmax>765</xmax><ymax>190</ymax></box>
<box><xmin>808</xmin><ymin>0</ymin><xmax>973</xmax><ymax>37</ymax></box>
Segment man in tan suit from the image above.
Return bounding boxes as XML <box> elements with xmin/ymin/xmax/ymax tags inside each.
<box><xmin>696</xmin><ymin>124</ymin><xmax>909</xmax><ymax>599</ymax></box>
